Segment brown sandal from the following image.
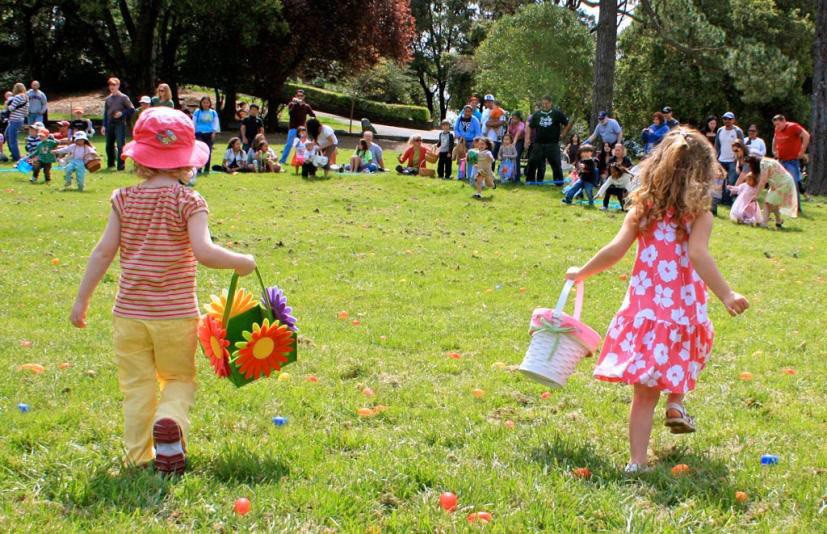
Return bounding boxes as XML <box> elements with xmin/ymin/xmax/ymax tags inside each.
<box><xmin>665</xmin><ymin>403</ymin><xmax>696</xmax><ymax>434</ymax></box>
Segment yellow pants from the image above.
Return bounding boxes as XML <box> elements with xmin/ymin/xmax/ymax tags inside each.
<box><xmin>113</xmin><ymin>316</ymin><xmax>199</xmax><ymax>465</ymax></box>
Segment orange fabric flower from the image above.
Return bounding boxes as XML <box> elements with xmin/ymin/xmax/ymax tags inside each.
<box><xmin>203</xmin><ymin>288</ymin><xmax>258</xmax><ymax>321</ymax></box>
<box><xmin>234</xmin><ymin>319</ymin><xmax>293</xmax><ymax>379</ymax></box>
<box><xmin>198</xmin><ymin>315</ymin><xmax>231</xmax><ymax>377</ymax></box>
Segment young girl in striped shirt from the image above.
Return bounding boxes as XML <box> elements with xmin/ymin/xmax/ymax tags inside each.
<box><xmin>71</xmin><ymin>107</ymin><xmax>256</xmax><ymax>474</ymax></box>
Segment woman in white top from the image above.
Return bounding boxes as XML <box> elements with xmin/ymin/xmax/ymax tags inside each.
<box><xmin>218</xmin><ymin>137</ymin><xmax>253</xmax><ymax>174</ymax></box>
<box><xmin>743</xmin><ymin>124</ymin><xmax>767</xmax><ymax>157</ymax></box>
<box><xmin>306</xmin><ymin>118</ymin><xmax>338</xmax><ymax>176</ymax></box>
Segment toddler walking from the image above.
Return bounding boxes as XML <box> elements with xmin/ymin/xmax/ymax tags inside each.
<box><xmin>452</xmin><ymin>137</ymin><xmax>467</xmax><ymax>180</ymax></box>
<box><xmin>497</xmin><ymin>133</ymin><xmax>518</xmax><ymax>182</ymax></box>
<box><xmin>565</xmin><ymin>128</ymin><xmax>748</xmax><ymax>473</ymax></box>
<box><xmin>54</xmin><ymin>131</ymin><xmax>97</xmax><ymax>191</ymax></box>
<box><xmin>70</xmin><ymin>107</ymin><xmax>256</xmax><ymax>474</ymax></box>
<box><xmin>30</xmin><ymin>128</ymin><xmax>57</xmax><ymax>184</ymax></box>
<box><xmin>472</xmin><ymin>136</ymin><xmax>496</xmax><ymax>199</ymax></box>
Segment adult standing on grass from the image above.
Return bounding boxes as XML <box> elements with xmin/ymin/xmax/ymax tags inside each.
<box><xmin>192</xmin><ymin>96</ymin><xmax>221</xmax><ymax>175</ymax></box>
<box><xmin>151</xmin><ymin>84</ymin><xmax>175</xmax><ymax>108</ymax></box>
<box><xmin>454</xmin><ymin>105</ymin><xmax>482</xmax><ymax>148</ymax></box>
<box><xmin>306</xmin><ymin>118</ymin><xmax>338</xmax><ymax>177</ymax></box>
<box><xmin>481</xmin><ymin>95</ymin><xmax>506</xmax><ymax>157</ymax></box>
<box><xmin>279</xmin><ymin>89</ymin><xmax>316</xmax><ymax>165</ymax></box>
<box><xmin>102</xmin><ymin>77</ymin><xmax>134</xmax><ymax>171</ymax></box>
<box><xmin>585</xmin><ymin>111</ymin><xmax>623</xmax><ymax>147</ymax></box>
<box><xmin>240</xmin><ymin>104</ymin><xmax>264</xmax><ymax>152</ymax></box>
<box><xmin>524</xmin><ymin>95</ymin><xmax>571</xmax><ymax>184</ymax></box>
<box><xmin>507</xmin><ymin>112</ymin><xmax>525</xmax><ymax>182</ymax></box>
<box><xmin>715</xmin><ymin>112</ymin><xmax>744</xmax><ymax>206</ymax></box>
<box><xmin>771</xmin><ymin>114</ymin><xmax>809</xmax><ymax>215</ymax></box>
<box><xmin>27</xmin><ymin>81</ymin><xmax>47</xmax><ymax>125</ymax></box>
<box><xmin>4</xmin><ymin>83</ymin><xmax>28</xmax><ymax>161</ymax></box>
<box><xmin>744</xmin><ymin>124</ymin><xmax>766</xmax><ymax>157</ymax></box>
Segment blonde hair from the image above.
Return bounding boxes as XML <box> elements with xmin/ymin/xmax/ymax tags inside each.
<box><xmin>12</xmin><ymin>83</ymin><xmax>26</xmax><ymax>94</ymax></box>
<box><xmin>157</xmin><ymin>83</ymin><xmax>172</xmax><ymax>100</ymax></box>
<box><xmin>629</xmin><ymin>128</ymin><xmax>715</xmax><ymax>237</ymax></box>
<box><xmin>133</xmin><ymin>163</ymin><xmax>193</xmax><ymax>182</ymax></box>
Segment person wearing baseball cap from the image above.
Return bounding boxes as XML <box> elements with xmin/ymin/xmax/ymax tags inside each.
<box><xmin>585</xmin><ymin>110</ymin><xmax>623</xmax><ymax>147</ymax></box>
<box><xmin>662</xmin><ymin>106</ymin><xmax>679</xmax><ymax>129</ymax></box>
<box><xmin>480</xmin><ymin>94</ymin><xmax>506</xmax><ymax>157</ymax></box>
<box><xmin>715</xmin><ymin>111</ymin><xmax>745</xmax><ymax>206</ymax></box>
<box><xmin>71</xmin><ymin>106</ymin><xmax>256</xmax><ymax>475</ymax></box>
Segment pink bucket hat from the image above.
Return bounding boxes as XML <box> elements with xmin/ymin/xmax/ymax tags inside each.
<box><xmin>122</xmin><ymin>107</ymin><xmax>209</xmax><ymax>169</ymax></box>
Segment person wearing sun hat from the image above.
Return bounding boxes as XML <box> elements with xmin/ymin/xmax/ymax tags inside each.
<box><xmin>71</xmin><ymin>106</ymin><xmax>256</xmax><ymax>475</ymax></box>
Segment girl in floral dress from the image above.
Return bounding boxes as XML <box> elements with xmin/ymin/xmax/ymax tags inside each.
<box><xmin>566</xmin><ymin>128</ymin><xmax>749</xmax><ymax>473</ymax></box>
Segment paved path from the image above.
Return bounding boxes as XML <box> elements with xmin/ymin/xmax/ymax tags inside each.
<box><xmin>315</xmin><ymin>110</ymin><xmax>441</xmax><ymax>142</ymax></box>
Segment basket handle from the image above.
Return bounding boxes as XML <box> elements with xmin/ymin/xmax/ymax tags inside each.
<box><xmin>221</xmin><ymin>267</ymin><xmax>275</xmax><ymax>327</ymax></box>
<box><xmin>554</xmin><ymin>280</ymin><xmax>584</xmax><ymax>320</ymax></box>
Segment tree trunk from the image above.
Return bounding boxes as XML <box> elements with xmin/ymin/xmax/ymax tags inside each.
<box><xmin>263</xmin><ymin>81</ymin><xmax>285</xmax><ymax>132</ymax></box>
<box><xmin>810</xmin><ymin>0</ymin><xmax>827</xmax><ymax>195</ymax></box>
<box><xmin>222</xmin><ymin>87</ymin><xmax>237</xmax><ymax>127</ymax></box>
<box><xmin>417</xmin><ymin>72</ymin><xmax>435</xmax><ymax>121</ymax></box>
<box><xmin>590</xmin><ymin>0</ymin><xmax>619</xmax><ymax>129</ymax></box>
<box><xmin>437</xmin><ymin>82</ymin><xmax>448</xmax><ymax>122</ymax></box>
<box><xmin>128</xmin><ymin>0</ymin><xmax>164</xmax><ymax>97</ymax></box>
<box><xmin>350</xmin><ymin>97</ymin><xmax>356</xmax><ymax>133</ymax></box>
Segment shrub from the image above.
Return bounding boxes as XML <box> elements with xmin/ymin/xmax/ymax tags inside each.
<box><xmin>282</xmin><ymin>82</ymin><xmax>431</xmax><ymax>129</ymax></box>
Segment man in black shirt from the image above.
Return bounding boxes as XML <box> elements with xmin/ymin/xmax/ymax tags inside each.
<box><xmin>524</xmin><ymin>95</ymin><xmax>572</xmax><ymax>183</ymax></box>
<box><xmin>240</xmin><ymin>104</ymin><xmax>264</xmax><ymax>151</ymax></box>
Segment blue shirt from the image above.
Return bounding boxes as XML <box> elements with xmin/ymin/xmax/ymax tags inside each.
<box><xmin>454</xmin><ymin>116</ymin><xmax>481</xmax><ymax>144</ymax></box>
<box><xmin>192</xmin><ymin>109</ymin><xmax>220</xmax><ymax>134</ymax></box>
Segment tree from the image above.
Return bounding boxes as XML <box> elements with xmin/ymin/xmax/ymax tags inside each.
<box><xmin>409</xmin><ymin>0</ymin><xmax>474</xmax><ymax>121</ymax></box>
<box><xmin>614</xmin><ymin>0</ymin><xmax>815</xmax><ymax>137</ymax></box>
<box><xmin>590</xmin><ymin>0</ymin><xmax>618</xmax><ymax>125</ymax></box>
<box><xmin>473</xmin><ymin>3</ymin><xmax>594</xmax><ymax>117</ymax></box>
<box><xmin>811</xmin><ymin>0</ymin><xmax>827</xmax><ymax>195</ymax></box>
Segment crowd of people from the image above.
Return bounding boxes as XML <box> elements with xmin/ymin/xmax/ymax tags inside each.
<box><xmin>1</xmin><ymin>78</ymin><xmax>812</xmax><ymax>223</ymax></box>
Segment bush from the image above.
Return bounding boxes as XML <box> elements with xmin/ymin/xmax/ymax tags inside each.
<box><xmin>282</xmin><ymin>82</ymin><xmax>431</xmax><ymax>129</ymax></box>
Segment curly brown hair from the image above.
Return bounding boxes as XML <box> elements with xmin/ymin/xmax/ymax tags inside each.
<box><xmin>629</xmin><ymin>127</ymin><xmax>716</xmax><ymax>237</ymax></box>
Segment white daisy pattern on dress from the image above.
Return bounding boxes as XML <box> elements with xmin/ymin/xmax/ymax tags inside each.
<box><xmin>658</xmin><ymin>260</ymin><xmax>678</xmax><ymax>283</ymax></box>
<box><xmin>630</xmin><ymin>270</ymin><xmax>653</xmax><ymax>295</ymax></box>
<box><xmin>654</xmin><ymin>285</ymin><xmax>674</xmax><ymax>308</ymax></box>
<box><xmin>654</xmin><ymin>221</ymin><xmax>677</xmax><ymax>242</ymax></box>
<box><xmin>681</xmin><ymin>284</ymin><xmax>697</xmax><ymax>306</ymax></box>
<box><xmin>594</xmin><ymin>214</ymin><xmax>714</xmax><ymax>393</ymax></box>
<box><xmin>666</xmin><ymin>364</ymin><xmax>685</xmax><ymax>387</ymax></box>
<box><xmin>653</xmin><ymin>343</ymin><xmax>669</xmax><ymax>365</ymax></box>
<box><xmin>640</xmin><ymin>244</ymin><xmax>658</xmax><ymax>267</ymax></box>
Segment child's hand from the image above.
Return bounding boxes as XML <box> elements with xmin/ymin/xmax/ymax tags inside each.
<box><xmin>235</xmin><ymin>254</ymin><xmax>256</xmax><ymax>276</ymax></box>
<box><xmin>723</xmin><ymin>292</ymin><xmax>749</xmax><ymax>316</ymax></box>
<box><xmin>565</xmin><ymin>266</ymin><xmax>584</xmax><ymax>282</ymax></box>
<box><xmin>70</xmin><ymin>299</ymin><xmax>89</xmax><ymax>328</ymax></box>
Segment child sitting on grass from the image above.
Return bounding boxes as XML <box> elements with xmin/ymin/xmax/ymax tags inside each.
<box><xmin>396</xmin><ymin>135</ymin><xmax>427</xmax><ymax>175</ymax></box>
<box><xmin>70</xmin><ymin>107</ymin><xmax>256</xmax><ymax>475</ymax></box>
<box><xmin>563</xmin><ymin>144</ymin><xmax>598</xmax><ymax>205</ymax></box>
<box><xmin>54</xmin><ymin>131</ymin><xmax>97</xmax><ymax>191</ymax></box>
<box><xmin>349</xmin><ymin>139</ymin><xmax>373</xmax><ymax>173</ymax></box>
<box><xmin>472</xmin><ymin>136</ymin><xmax>496</xmax><ymax>199</ymax></box>
<box><xmin>216</xmin><ymin>137</ymin><xmax>251</xmax><ymax>174</ymax></box>
<box><xmin>30</xmin><ymin>128</ymin><xmax>57</xmax><ymax>184</ymax></box>
<box><xmin>254</xmin><ymin>140</ymin><xmax>282</xmax><ymax>173</ymax></box>
<box><xmin>565</xmin><ymin>127</ymin><xmax>748</xmax><ymax>474</ymax></box>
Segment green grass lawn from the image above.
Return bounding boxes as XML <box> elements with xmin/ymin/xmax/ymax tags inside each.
<box><xmin>1</xmin><ymin>139</ymin><xmax>825</xmax><ymax>531</ymax></box>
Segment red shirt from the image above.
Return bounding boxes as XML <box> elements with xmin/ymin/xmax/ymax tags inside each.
<box><xmin>773</xmin><ymin>122</ymin><xmax>805</xmax><ymax>161</ymax></box>
<box><xmin>400</xmin><ymin>146</ymin><xmax>427</xmax><ymax>168</ymax></box>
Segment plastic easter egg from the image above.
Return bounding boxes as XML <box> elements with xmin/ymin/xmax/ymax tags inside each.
<box><xmin>472</xmin><ymin>388</ymin><xmax>485</xmax><ymax>398</ymax></box>
<box><xmin>439</xmin><ymin>492</ymin><xmax>458</xmax><ymax>512</ymax></box>
<box><xmin>467</xmin><ymin>511</ymin><xmax>492</xmax><ymax>524</ymax></box>
<box><xmin>17</xmin><ymin>403</ymin><xmax>30</xmax><ymax>413</ymax></box>
<box><xmin>760</xmin><ymin>454</ymin><xmax>779</xmax><ymax>465</ymax></box>
<box><xmin>234</xmin><ymin>497</ymin><xmax>251</xmax><ymax>516</ymax></box>
<box><xmin>272</xmin><ymin>416</ymin><xmax>287</xmax><ymax>426</ymax></box>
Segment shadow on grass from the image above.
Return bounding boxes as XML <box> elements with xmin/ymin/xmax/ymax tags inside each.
<box><xmin>199</xmin><ymin>443</ymin><xmax>291</xmax><ymax>484</ymax></box>
<box><xmin>530</xmin><ymin>435</ymin><xmax>742</xmax><ymax>511</ymax></box>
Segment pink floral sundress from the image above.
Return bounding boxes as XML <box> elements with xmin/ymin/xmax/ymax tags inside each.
<box><xmin>594</xmin><ymin>216</ymin><xmax>715</xmax><ymax>393</ymax></box>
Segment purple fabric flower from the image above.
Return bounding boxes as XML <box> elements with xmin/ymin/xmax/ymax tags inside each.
<box><xmin>264</xmin><ymin>286</ymin><xmax>297</xmax><ymax>331</ymax></box>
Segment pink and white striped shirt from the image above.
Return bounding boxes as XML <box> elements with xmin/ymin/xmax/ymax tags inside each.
<box><xmin>111</xmin><ymin>183</ymin><xmax>207</xmax><ymax>319</ymax></box>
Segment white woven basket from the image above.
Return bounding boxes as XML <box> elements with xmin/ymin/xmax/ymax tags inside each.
<box><xmin>519</xmin><ymin>280</ymin><xmax>600</xmax><ymax>388</ymax></box>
